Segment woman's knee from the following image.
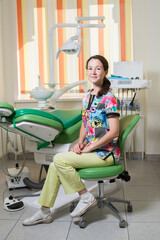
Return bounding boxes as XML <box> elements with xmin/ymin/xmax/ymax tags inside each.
<box><xmin>54</xmin><ymin>152</ymin><xmax>75</xmax><ymax>168</ymax></box>
<box><xmin>48</xmin><ymin>162</ymin><xmax>56</xmax><ymax>171</ymax></box>
<box><xmin>53</xmin><ymin>152</ymin><xmax>66</xmax><ymax>167</ymax></box>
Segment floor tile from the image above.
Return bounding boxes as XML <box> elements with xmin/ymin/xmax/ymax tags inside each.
<box><xmin>126</xmin><ymin>159</ymin><xmax>156</xmax><ymax>174</ymax></box>
<box><xmin>68</xmin><ymin>222</ymin><xmax>129</xmax><ymax>240</ymax></box>
<box><xmin>128</xmin><ymin>223</ymin><xmax>160</xmax><ymax>240</ymax></box>
<box><xmin>127</xmin><ymin>200</ymin><xmax>160</xmax><ymax>222</ymax></box>
<box><xmin>0</xmin><ymin>204</ymin><xmax>25</xmax><ymax>220</ymax></box>
<box><xmin>0</xmin><ymin>220</ymin><xmax>17</xmax><ymax>240</ymax></box>
<box><xmin>1</xmin><ymin>157</ymin><xmax>160</xmax><ymax>240</ymax></box>
<box><xmin>123</xmin><ymin>185</ymin><xmax>160</xmax><ymax>201</ymax></box>
<box><xmin>152</xmin><ymin>160</ymin><xmax>160</xmax><ymax>173</ymax></box>
<box><xmin>123</xmin><ymin>173</ymin><xmax>160</xmax><ymax>186</ymax></box>
<box><xmin>52</xmin><ymin>206</ymin><xmax>72</xmax><ymax>222</ymax></box>
<box><xmin>6</xmin><ymin>221</ymin><xmax>71</xmax><ymax>240</ymax></box>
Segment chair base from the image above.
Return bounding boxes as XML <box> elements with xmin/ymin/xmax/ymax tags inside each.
<box><xmin>70</xmin><ymin>180</ymin><xmax>133</xmax><ymax>229</ymax></box>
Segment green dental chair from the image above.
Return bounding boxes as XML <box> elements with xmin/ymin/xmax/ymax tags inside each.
<box><xmin>73</xmin><ymin>114</ymin><xmax>141</xmax><ymax>228</ymax></box>
<box><xmin>0</xmin><ymin>103</ymin><xmax>140</xmax><ymax>227</ymax></box>
<box><xmin>0</xmin><ymin>102</ymin><xmax>83</xmax><ymax>188</ymax></box>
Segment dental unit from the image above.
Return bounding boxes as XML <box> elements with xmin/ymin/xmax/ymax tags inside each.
<box><xmin>0</xmin><ymin>16</ymin><xmax>106</xmax><ymax>211</ymax></box>
<box><xmin>0</xmin><ymin>16</ymin><xmax>151</xmax><ymax>212</ymax></box>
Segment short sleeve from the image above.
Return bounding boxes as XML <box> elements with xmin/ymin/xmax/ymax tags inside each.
<box><xmin>105</xmin><ymin>93</ymin><xmax>120</xmax><ymax>118</ymax></box>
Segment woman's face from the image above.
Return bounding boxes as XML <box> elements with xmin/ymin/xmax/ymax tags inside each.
<box><xmin>87</xmin><ymin>58</ymin><xmax>108</xmax><ymax>87</ymax></box>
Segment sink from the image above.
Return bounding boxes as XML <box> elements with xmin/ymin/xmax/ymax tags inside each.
<box><xmin>30</xmin><ymin>89</ymin><xmax>54</xmax><ymax>108</ymax></box>
<box><xmin>30</xmin><ymin>90</ymin><xmax>54</xmax><ymax>100</ymax></box>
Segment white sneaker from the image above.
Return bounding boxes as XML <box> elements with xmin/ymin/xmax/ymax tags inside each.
<box><xmin>23</xmin><ymin>210</ymin><xmax>53</xmax><ymax>226</ymax></box>
<box><xmin>70</xmin><ymin>195</ymin><xmax>97</xmax><ymax>218</ymax></box>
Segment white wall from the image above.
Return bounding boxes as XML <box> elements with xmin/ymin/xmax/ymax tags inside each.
<box><xmin>132</xmin><ymin>0</ymin><xmax>160</xmax><ymax>155</ymax></box>
<box><xmin>0</xmin><ymin>0</ymin><xmax>18</xmax><ymax>104</ymax></box>
<box><xmin>145</xmin><ymin>0</ymin><xmax>160</xmax><ymax>155</ymax></box>
<box><xmin>0</xmin><ymin>0</ymin><xmax>160</xmax><ymax>156</ymax></box>
<box><xmin>0</xmin><ymin>0</ymin><xmax>4</xmax><ymax>102</ymax></box>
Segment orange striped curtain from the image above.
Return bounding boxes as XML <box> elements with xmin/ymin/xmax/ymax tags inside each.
<box><xmin>16</xmin><ymin>0</ymin><xmax>133</xmax><ymax>98</ymax></box>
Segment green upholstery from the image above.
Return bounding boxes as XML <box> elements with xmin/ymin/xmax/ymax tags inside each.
<box><xmin>78</xmin><ymin>163</ymin><xmax>123</xmax><ymax>179</ymax></box>
<box><xmin>0</xmin><ymin>102</ymin><xmax>14</xmax><ymax>112</ymax></box>
<box><xmin>52</xmin><ymin>109</ymin><xmax>82</xmax><ymax>129</ymax></box>
<box><xmin>0</xmin><ymin>106</ymin><xmax>82</xmax><ymax>145</ymax></box>
<box><xmin>119</xmin><ymin>114</ymin><xmax>140</xmax><ymax>153</ymax></box>
<box><xmin>13</xmin><ymin>109</ymin><xmax>63</xmax><ymax>125</ymax></box>
<box><xmin>13</xmin><ymin>108</ymin><xmax>81</xmax><ymax>129</ymax></box>
<box><xmin>0</xmin><ymin>102</ymin><xmax>14</xmax><ymax>117</ymax></box>
<box><xmin>15</xmin><ymin>114</ymin><xmax>63</xmax><ymax>132</ymax></box>
<box><xmin>77</xmin><ymin>114</ymin><xmax>141</xmax><ymax>180</ymax></box>
<box><xmin>8</xmin><ymin>108</ymin><xmax>82</xmax><ymax>143</ymax></box>
<box><xmin>53</xmin><ymin>120</ymin><xmax>82</xmax><ymax>143</ymax></box>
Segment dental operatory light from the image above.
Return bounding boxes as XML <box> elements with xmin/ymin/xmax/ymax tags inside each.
<box><xmin>56</xmin><ymin>24</ymin><xmax>82</xmax><ymax>59</ymax></box>
<box><xmin>49</xmin><ymin>16</ymin><xmax>105</xmax><ymax>89</ymax></box>
<box><xmin>56</xmin><ymin>35</ymin><xmax>82</xmax><ymax>59</ymax></box>
<box><xmin>30</xmin><ymin>16</ymin><xmax>105</xmax><ymax>108</ymax></box>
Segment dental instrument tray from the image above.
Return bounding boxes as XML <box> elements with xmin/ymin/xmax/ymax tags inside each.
<box><xmin>109</xmin><ymin>78</ymin><xmax>151</xmax><ymax>89</ymax></box>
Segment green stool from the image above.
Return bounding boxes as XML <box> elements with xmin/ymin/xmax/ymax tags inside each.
<box><xmin>73</xmin><ymin>114</ymin><xmax>141</xmax><ymax>228</ymax></box>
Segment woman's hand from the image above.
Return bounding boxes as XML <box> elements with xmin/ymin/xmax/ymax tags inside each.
<box><xmin>70</xmin><ymin>143</ymin><xmax>92</xmax><ymax>154</ymax></box>
<box><xmin>81</xmin><ymin>145</ymin><xmax>92</xmax><ymax>153</ymax></box>
<box><xmin>70</xmin><ymin>142</ymin><xmax>85</xmax><ymax>154</ymax></box>
<box><xmin>70</xmin><ymin>122</ymin><xmax>86</xmax><ymax>154</ymax></box>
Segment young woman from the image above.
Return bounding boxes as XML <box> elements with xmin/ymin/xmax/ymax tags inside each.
<box><xmin>23</xmin><ymin>55</ymin><xmax>120</xmax><ymax>226</ymax></box>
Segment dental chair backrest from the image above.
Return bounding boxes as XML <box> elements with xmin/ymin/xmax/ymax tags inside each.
<box><xmin>119</xmin><ymin>114</ymin><xmax>141</xmax><ymax>153</ymax></box>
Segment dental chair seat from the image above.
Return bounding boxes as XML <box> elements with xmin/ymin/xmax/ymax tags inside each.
<box><xmin>78</xmin><ymin>163</ymin><xmax>123</xmax><ymax>179</ymax></box>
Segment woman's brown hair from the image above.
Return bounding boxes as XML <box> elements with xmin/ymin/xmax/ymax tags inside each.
<box><xmin>86</xmin><ymin>55</ymin><xmax>111</xmax><ymax>97</ymax></box>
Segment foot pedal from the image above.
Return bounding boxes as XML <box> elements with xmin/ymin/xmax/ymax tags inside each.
<box><xmin>4</xmin><ymin>196</ymin><xmax>24</xmax><ymax>212</ymax></box>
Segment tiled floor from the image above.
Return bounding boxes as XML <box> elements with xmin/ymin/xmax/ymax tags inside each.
<box><xmin>0</xmin><ymin>157</ymin><xmax>160</xmax><ymax>240</ymax></box>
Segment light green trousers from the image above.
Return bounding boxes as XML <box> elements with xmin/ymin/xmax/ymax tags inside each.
<box><xmin>38</xmin><ymin>152</ymin><xmax>114</xmax><ymax>208</ymax></box>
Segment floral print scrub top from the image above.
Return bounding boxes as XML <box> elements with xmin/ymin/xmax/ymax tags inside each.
<box><xmin>82</xmin><ymin>90</ymin><xmax>120</xmax><ymax>164</ymax></box>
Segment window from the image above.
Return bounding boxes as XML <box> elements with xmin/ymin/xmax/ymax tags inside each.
<box><xmin>16</xmin><ymin>0</ymin><xmax>133</xmax><ymax>99</ymax></box>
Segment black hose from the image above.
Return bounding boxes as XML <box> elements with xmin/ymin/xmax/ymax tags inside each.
<box><xmin>23</xmin><ymin>177</ymin><xmax>45</xmax><ymax>190</ymax></box>
<box><xmin>129</xmin><ymin>92</ymin><xmax>136</xmax><ymax>110</ymax></box>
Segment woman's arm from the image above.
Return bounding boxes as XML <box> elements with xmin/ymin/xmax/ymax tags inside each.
<box><xmin>70</xmin><ymin>122</ymin><xmax>86</xmax><ymax>153</ymax></box>
<box><xmin>81</xmin><ymin>116</ymin><xmax>119</xmax><ymax>153</ymax></box>
<box><xmin>78</xmin><ymin>121</ymin><xmax>86</xmax><ymax>145</ymax></box>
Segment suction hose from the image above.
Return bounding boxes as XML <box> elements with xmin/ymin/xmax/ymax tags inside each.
<box><xmin>23</xmin><ymin>177</ymin><xmax>45</xmax><ymax>190</ymax></box>
<box><xmin>23</xmin><ymin>164</ymin><xmax>49</xmax><ymax>189</ymax></box>
<box><xmin>129</xmin><ymin>92</ymin><xmax>136</xmax><ymax>110</ymax></box>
